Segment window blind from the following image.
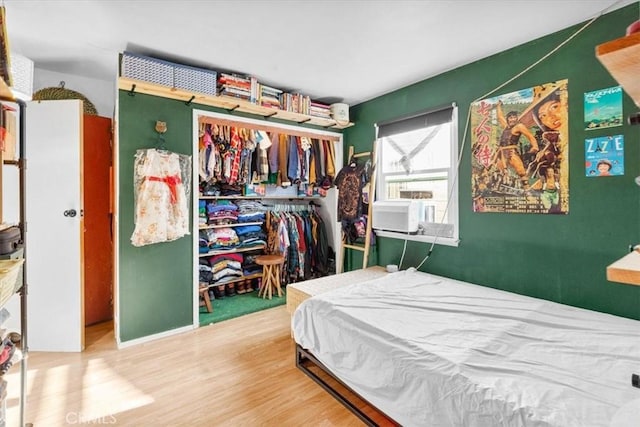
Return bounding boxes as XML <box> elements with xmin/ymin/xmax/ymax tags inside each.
<box><xmin>376</xmin><ymin>104</ymin><xmax>454</xmax><ymax>138</ymax></box>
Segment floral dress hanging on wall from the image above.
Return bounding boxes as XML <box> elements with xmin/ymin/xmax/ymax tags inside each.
<box><xmin>131</xmin><ymin>148</ymin><xmax>192</xmax><ymax>247</ymax></box>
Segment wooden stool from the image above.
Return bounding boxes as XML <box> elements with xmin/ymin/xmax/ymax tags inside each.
<box><xmin>256</xmin><ymin>254</ymin><xmax>284</xmax><ymax>299</ymax></box>
<box><xmin>199</xmin><ymin>285</ymin><xmax>212</xmax><ymax>313</ymax></box>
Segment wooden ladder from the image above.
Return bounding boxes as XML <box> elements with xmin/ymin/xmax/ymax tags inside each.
<box><xmin>339</xmin><ymin>141</ymin><xmax>377</xmax><ymax>272</ymax></box>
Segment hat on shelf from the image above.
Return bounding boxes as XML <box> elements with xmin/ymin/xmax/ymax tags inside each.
<box><xmin>32</xmin><ymin>80</ymin><xmax>98</xmax><ymax>115</ymax></box>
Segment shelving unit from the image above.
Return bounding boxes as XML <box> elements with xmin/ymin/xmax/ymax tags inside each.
<box><xmin>597</xmin><ymin>31</ymin><xmax>640</xmax><ymax>285</ymax></box>
<box><xmin>198</xmin><ymin>245</ymin><xmax>266</xmax><ymax>258</ymax></box>
<box><xmin>0</xmin><ymin>78</ymin><xmax>29</xmax><ymax>426</ymax></box>
<box><xmin>607</xmin><ymin>249</ymin><xmax>640</xmax><ymax>286</ymax></box>
<box><xmin>118</xmin><ymin>77</ymin><xmax>354</xmax><ymax>130</ymax></box>
<box><xmin>596</xmin><ymin>31</ymin><xmax>640</xmax><ymax>107</ymax></box>
<box><xmin>199</xmin><ymin>221</ymin><xmax>263</xmax><ymax>230</ymax></box>
<box><xmin>199</xmin><ymin>195</ymin><xmax>327</xmax><ymax>200</ymax></box>
<box><xmin>201</xmin><ymin>272</ymin><xmax>263</xmax><ymax>290</ymax></box>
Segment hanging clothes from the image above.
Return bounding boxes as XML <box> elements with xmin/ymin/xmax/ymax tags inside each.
<box><xmin>265</xmin><ymin>210</ymin><xmax>280</xmax><ymax>254</ymax></box>
<box><xmin>334</xmin><ymin>160</ymin><xmax>368</xmax><ymax>222</ymax></box>
<box><xmin>300</xmin><ymin>137</ymin><xmax>312</xmax><ymax>183</ymax></box>
<box><xmin>264</xmin><ymin>206</ymin><xmax>330</xmax><ymax>282</ymax></box>
<box><xmin>287</xmin><ymin>135</ymin><xmax>300</xmax><ymax>183</ymax></box>
<box><xmin>269</xmin><ymin>131</ymin><xmax>280</xmax><ymax>176</ymax></box>
<box><xmin>309</xmin><ymin>139</ymin><xmax>318</xmax><ymax>186</ymax></box>
<box><xmin>311</xmin><ymin>138</ymin><xmax>323</xmax><ymax>186</ymax></box>
<box><xmin>311</xmin><ymin>211</ymin><xmax>330</xmax><ymax>276</ymax></box>
<box><xmin>131</xmin><ymin>148</ymin><xmax>191</xmax><ymax>247</ymax></box>
<box><xmin>228</xmin><ymin>127</ymin><xmax>242</xmax><ymax>184</ymax></box>
<box><xmin>256</xmin><ymin>130</ymin><xmax>271</xmax><ymax>182</ymax></box>
<box><xmin>278</xmin><ymin>133</ymin><xmax>290</xmax><ymax>186</ymax></box>
<box><xmin>323</xmin><ymin>139</ymin><xmax>336</xmax><ymax>187</ymax></box>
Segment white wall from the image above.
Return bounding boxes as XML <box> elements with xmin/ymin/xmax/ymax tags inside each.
<box><xmin>3</xmin><ymin>67</ymin><xmax>114</xmax><ymax>224</ymax></box>
<box><xmin>34</xmin><ymin>68</ymin><xmax>115</xmax><ymax>119</ymax></box>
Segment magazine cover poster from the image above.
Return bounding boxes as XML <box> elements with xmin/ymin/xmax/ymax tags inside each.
<box><xmin>585</xmin><ymin>135</ymin><xmax>624</xmax><ymax>177</ymax></box>
<box><xmin>584</xmin><ymin>86</ymin><xmax>623</xmax><ymax>130</ymax></box>
<box><xmin>471</xmin><ymin>79</ymin><xmax>569</xmax><ymax>214</ymax></box>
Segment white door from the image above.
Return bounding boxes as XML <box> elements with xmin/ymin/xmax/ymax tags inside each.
<box><xmin>26</xmin><ymin>100</ymin><xmax>84</xmax><ymax>352</ymax></box>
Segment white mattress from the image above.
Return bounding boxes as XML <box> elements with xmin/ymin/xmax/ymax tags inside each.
<box><xmin>292</xmin><ymin>270</ymin><xmax>640</xmax><ymax>427</ymax></box>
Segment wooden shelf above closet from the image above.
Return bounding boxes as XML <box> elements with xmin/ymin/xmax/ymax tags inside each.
<box><xmin>118</xmin><ymin>77</ymin><xmax>354</xmax><ymax>130</ymax></box>
<box><xmin>596</xmin><ymin>31</ymin><xmax>640</xmax><ymax>107</ymax></box>
<box><xmin>607</xmin><ymin>249</ymin><xmax>640</xmax><ymax>286</ymax></box>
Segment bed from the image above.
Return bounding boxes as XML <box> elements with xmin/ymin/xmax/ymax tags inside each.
<box><xmin>292</xmin><ymin>269</ymin><xmax>640</xmax><ymax>427</ymax></box>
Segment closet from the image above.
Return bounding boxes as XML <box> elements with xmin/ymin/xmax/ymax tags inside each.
<box><xmin>192</xmin><ymin>109</ymin><xmax>342</xmax><ymax>326</ymax></box>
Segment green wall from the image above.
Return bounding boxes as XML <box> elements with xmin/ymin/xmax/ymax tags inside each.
<box><xmin>344</xmin><ymin>5</ymin><xmax>640</xmax><ymax>320</ymax></box>
<box><xmin>118</xmin><ymin>91</ymin><xmax>196</xmax><ymax>342</ymax></box>
<box><xmin>117</xmin><ymin>92</ymin><xmax>344</xmax><ymax>341</ymax></box>
<box><xmin>117</xmin><ymin>5</ymin><xmax>639</xmax><ymax>342</ymax></box>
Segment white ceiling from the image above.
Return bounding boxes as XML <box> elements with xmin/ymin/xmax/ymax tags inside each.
<box><xmin>4</xmin><ymin>0</ymin><xmax>637</xmax><ymax>106</ymax></box>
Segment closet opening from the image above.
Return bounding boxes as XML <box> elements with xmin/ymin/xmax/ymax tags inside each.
<box><xmin>193</xmin><ymin>110</ymin><xmax>343</xmax><ymax>327</ymax></box>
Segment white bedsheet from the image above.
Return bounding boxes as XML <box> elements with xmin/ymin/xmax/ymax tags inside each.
<box><xmin>292</xmin><ymin>270</ymin><xmax>640</xmax><ymax>427</ymax></box>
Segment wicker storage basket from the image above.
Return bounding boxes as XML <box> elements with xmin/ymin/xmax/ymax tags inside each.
<box><xmin>174</xmin><ymin>63</ymin><xmax>217</xmax><ymax>96</ymax></box>
<box><xmin>32</xmin><ymin>81</ymin><xmax>98</xmax><ymax>115</ymax></box>
<box><xmin>121</xmin><ymin>51</ymin><xmax>174</xmax><ymax>87</ymax></box>
<box><xmin>0</xmin><ymin>259</ymin><xmax>23</xmax><ymax>307</ymax></box>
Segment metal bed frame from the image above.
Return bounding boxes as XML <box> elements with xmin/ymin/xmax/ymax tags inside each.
<box><xmin>295</xmin><ymin>344</ymin><xmax>399</xmax><ymax>427</ymax></box>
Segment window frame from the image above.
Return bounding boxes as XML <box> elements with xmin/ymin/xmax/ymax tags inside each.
<box><xmin>374</xmin><ymin>105</ymin><xmax>459</xmax><ymax>247</ymax></box>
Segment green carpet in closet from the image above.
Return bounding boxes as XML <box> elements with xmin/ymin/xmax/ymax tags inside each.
<box><xmin>199</xmin><ymin>289</ymin><xmax>286</xmax><ymax>326</ymax></box>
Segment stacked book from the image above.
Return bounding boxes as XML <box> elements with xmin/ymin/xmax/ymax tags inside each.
<box><xmin>217</xmin><ymin>73</ymin><xmax>251</xmax><ymax>101</ymax></box>
<box><xmin>309</xmin><ymin>101</ymin><xmax>331</xmax><ymax>119</ymax></box>
<box><xmin>259</xmin><ymin>84</ymin><xmax>283</xmax><ymax>109</ymax></box>
<box><xmin>282</xmin><ymin>93</ymin><xmax>311</xmax><ymax>114</ymax></box>
<box><xmin>217</xmin><ymin>73</ymin><xmax>333</xmax><ymax>120</ymax></box>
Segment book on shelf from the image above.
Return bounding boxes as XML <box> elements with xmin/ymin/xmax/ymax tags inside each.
<box><xmin>218</xmin><ymin>72</ymin><xmax>251</xmax><ymax>84</ymax></box>
<box><xmin>208</xmin><ymin>72</ymin><xmax>349</xmax><ymax>125</ymax></box>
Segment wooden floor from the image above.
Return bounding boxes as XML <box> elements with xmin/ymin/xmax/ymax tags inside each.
<box><xmin>5</xmin><ymin>306</ymin><xmax>362</xmax><ymax>426</ymax></box>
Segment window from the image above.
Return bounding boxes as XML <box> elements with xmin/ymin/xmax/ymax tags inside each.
<box><xmin>375</xmin><ymin>104</ymin><xmax>459</xmax><ymax>246</ymax></box>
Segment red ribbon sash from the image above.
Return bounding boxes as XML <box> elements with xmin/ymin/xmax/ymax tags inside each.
<box><xmin>147</xmin><ymin>175</ymin><xmax>182</xmax><ymax>204</ymax></box>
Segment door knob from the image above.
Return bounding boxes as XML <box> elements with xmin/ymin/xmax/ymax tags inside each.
<box><xmin>63</xmin><ymin>209</ymin><xmax>77</xmax><ymax>217</ymax></box>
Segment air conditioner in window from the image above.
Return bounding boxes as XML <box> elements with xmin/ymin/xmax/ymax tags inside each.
<box><xmin>372</xmin><ymin>200</ymin><xmax>425</xmax><ymax>233</ymax></box>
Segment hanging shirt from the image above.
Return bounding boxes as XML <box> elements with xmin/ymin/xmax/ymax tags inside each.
<box><xmin>228</xmin><ymin>127</ymin><xmax>242</xmax><ymax>184</ymax></box>
<box><xmin>256</xmin><ymin>130</ymin><xmax>271</xmax><ymax>182</ymax></box>
<box><xmin>287</xmin><ymin>135</ymin><xmax>299</xmax><ymax>182</ymax></box>
<box><xmin>311</xmin><ymin>139</ymin><xmax>322</xmax><ymax>186</ymax></box>
<box><xmin>278</xmin><ymin>133</ymin><xmax>289</xmax><ymax>185</ymax></box>
<box><xmin>334</xmin><ymin>162</ymin><xmax>367</xmax><ymax>221</ymax></box>
<box><xmin>268</xmin><ymin>131</ymin><xmax>280</xmax><ymax>174</ymax></box>
<box><xmin>324</xmin><ymin>140</ymin><xmax>336</xmax><ymax>183</ymax></box>
<box><xmin>309</xmin><ymin>143</ymin><xmax>317</xmax><ymax>185</ymax></box>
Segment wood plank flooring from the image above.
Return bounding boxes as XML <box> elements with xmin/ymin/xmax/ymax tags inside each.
<box><xmin>5</xmin><ymin>306</ymin><xmax>362</xmax><ymax>426</ymax></box>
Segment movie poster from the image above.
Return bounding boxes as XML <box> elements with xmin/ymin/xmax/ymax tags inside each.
<box><xmin>584</xmin><ymin>86</ymin><xmax>623</xmax><ymax>130</ymax></box>
<box><xmin>585</xmin><ymin>135</ymin><xmax>624</xmax><ymax>177</ymax></box>
<box><xmin>471</xmin><ymin>79</ymin><xmax>569</xmax><ymax>214</ymax></box>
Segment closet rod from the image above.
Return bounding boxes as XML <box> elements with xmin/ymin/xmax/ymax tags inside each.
<box><xmin>198</xmin><ymin>117</ymin><xmax>341</xmax><ymax>142</ymax></box>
